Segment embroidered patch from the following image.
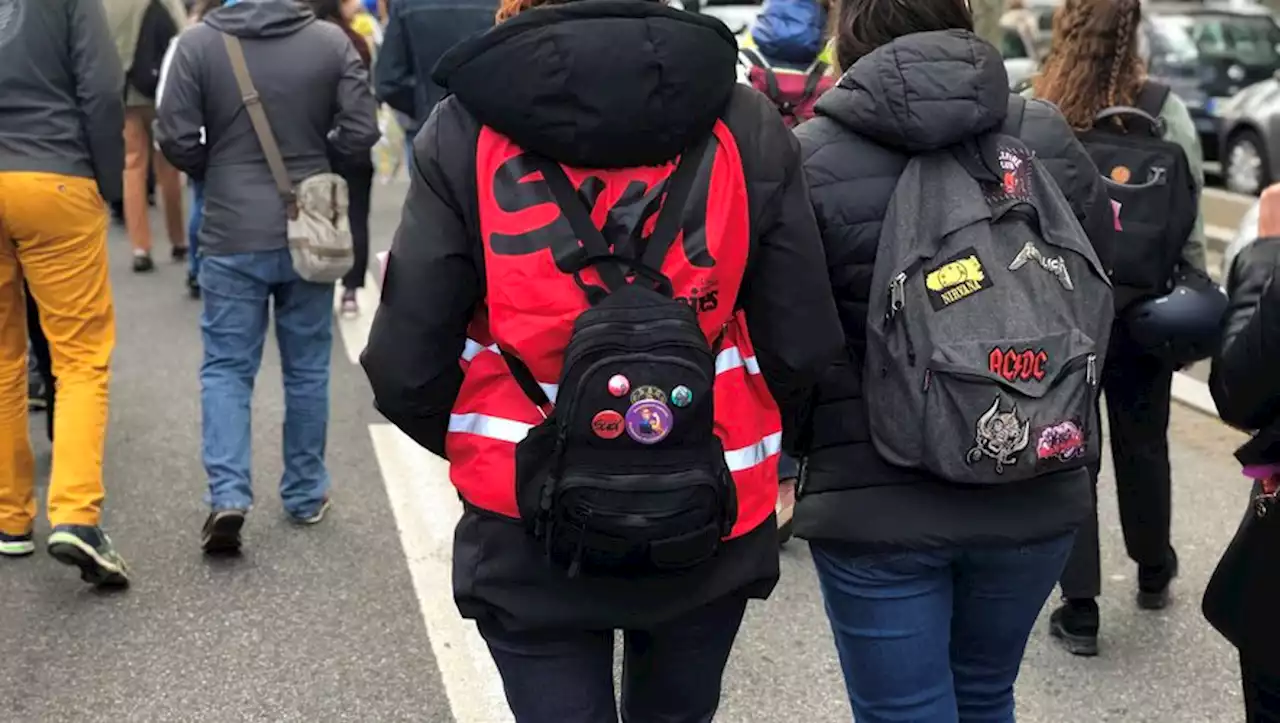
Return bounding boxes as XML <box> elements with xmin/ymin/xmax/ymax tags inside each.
<box><xmin>985</xmin><ymin>145</ymin><xmax>1035</xmax><ymax>204</ymax></box>
<box><xmin>923</xmin><ymin>247</ymin><xmax>993</xmax><ymax>310</ymax></box>
<box><xmin>965</xmin><ymin>396</ymin><xmax>1030</xmax><ymax>474</ymax></box>
<box><xmin>591</xmin><ymin>410</ymin><xmax>625</xmax><ymax>439</ymax></box>
<box><xmin>988</xmin><ymin>348</ymin><xmax>1049</xmax><ymax>382</ymax></box>
<box><xmin>625</xmin><ymin>400</ymin><xmax>673</xmax><ymax>445</ymax></box>
<box><xmin>1035</xmin><ymin>419</ymin><xmax>1085</xmax><ymax>462</ymax></box>
<box><xmin>1009</xmin><ymin>241</ymin><xmax>1074</xmax><ymax>291</ymax></box>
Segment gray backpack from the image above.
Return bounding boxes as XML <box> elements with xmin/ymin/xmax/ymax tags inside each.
<box><xmin>865</xmin><ymin>102</ymin><xmax>1114</xmax><ymax>485</ymax></box>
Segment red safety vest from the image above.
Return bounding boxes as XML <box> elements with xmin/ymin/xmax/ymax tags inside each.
<box><xmin>445</xmin><ymin>122</ymin><xmax>781</xmax><ymax>539</ymax></box>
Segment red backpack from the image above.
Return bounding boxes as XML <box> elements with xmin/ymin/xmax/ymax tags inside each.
<box><xmin>740</xmin><ymin>47</ymin><xmax>835</xmax><ymax>129</ymax></box>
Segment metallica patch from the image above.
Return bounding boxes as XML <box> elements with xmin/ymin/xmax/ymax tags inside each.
<box><xmin>1009</xmin><ymin>241</ymin><xmax>1074</xmax><ymax>291</ymax></box>
<box><xmin>965</xmin><ymin>396</ymin><xmax>1030</xmax><ymax>474</ymax></box>
<box><xmin>923</xmin><ymin>247</ymin><xmax>992</xmax><ymax>311</ymax></box>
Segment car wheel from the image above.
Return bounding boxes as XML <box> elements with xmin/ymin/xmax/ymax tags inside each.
<box><xmin>1226</xmin><ymin>130</ymin><xmax>1271</xmax><ymax>196</ymax></box>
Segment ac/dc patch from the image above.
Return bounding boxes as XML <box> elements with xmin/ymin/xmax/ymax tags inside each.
<box><xmin>988</xmin><ymin>347</ymin><xmax>1048</xmax><ymax>383</ymax></box>
<box><xmin>984</xmin><ymin>145</ymin><xmax>1035</xmax><ymax>205</ymax></box>
<box><xmin>1034</xmin><ymin>419</ymin><xmax>1085</xmax><ymax>463</ymax></box>
<box><xmin>923</xmin><ymin>247</ymin><xmax>992</xmax><ymax>311</ymax></box>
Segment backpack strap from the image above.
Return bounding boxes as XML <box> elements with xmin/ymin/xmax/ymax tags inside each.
<box><xmin>739</xmin><ymin>47</ymin><xmax>782</xmax><ymax>104</ymax></box>
<box><xmin>1136</xmin><ymin>81</ymin><xmax>1172</xmax><ymax>120</ymax></box>
<box><xmin>502</xmin><ymin>139</ymin><xmax>711</xmax><ymax>414</ymax></box>
<box><xmin>1002</xmin><ymin>94</ymin><xmax>1028</xmax><ymax>138</ymax></box>
<box><xmin>800</xmin><ymin>60</ymin><xmax>829</xmax><ymax>103</ymax></box>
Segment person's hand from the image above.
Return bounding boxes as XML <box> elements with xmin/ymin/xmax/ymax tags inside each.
<box><xmin>1256</xmin><ymin>183</ymin><xmax>1280</xmax><ymax>238</ymax></box>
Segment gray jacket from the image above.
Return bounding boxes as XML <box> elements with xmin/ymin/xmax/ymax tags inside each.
<box><xmin>156</xmin><ymin>0</ymin><xmax>378</xmax><ymax>256</ymax></box>
<box><xmin>0</xmin><ymin>0</ymin><xmax>125</xmax><ymax>203</ymax></box>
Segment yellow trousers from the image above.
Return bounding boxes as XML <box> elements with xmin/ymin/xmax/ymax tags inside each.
<box><xmin>0</xmin><ymin>172</ymin><xmax>115</xmax><ymax>535</ymax></box>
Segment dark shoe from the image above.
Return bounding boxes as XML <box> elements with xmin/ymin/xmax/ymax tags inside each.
<box><xmin>47</xmin><ymin>525</ymin><xmax>129</xmax><ymax>588</ymax></box>
<box><xmin>0</xmin><ymin>531</ymin><xmax>35</xmax><ymax>558</ymax></box>
<box><xmin>1049</xmin><ymin>598</ymin><xmax>1099</xmax><ymax>657</ymax></box>
<box><xmin>288</xmin><ymin>498</ymin><xmax>331</xmax><ymax>526</ymax></box>
<box><xmin>171</xmin><ymin>246</ymin><xmax>188</xmax><ymax>262</ymax></box>
<box><xmin>132</xmin><ymin>253</ymin><xmax>155</xmax><ymax>273</ymax></box>
<box><xmin>1137</xmin><ymin>548</ymin><xmax>1179</xmax><ymax>610</ymax></box>
<box><xmin>201</xmin><ymin>509</ymin><xmax>246</xmax><ymax>555</ymax></box>
<box><xmin>186</xmin><ymin>271</ymin><xmax>200</xmax><ymax>299</ymax></box>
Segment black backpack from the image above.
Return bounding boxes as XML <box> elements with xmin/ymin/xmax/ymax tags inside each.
<box><xmin>1078</xmin><ymin>82</ymin><xmax>1197</xmax><ymax>301</ymax></box>
<box><xmin>128</xmin><ymin>0</ymin><xmax>179</xmax><ymax>100</ymax></box>
<box><xmin>503</xmin><ymin>138</ymin><xmax>737</xmax><ymax>578</ymax></box>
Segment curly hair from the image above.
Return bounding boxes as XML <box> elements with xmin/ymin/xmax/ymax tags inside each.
<box><xmin>1033</xmin><ymin>0</ymin><xmax>1146</xmax><ymax>132</ymax></box>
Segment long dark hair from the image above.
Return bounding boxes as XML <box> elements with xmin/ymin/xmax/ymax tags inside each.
<box><xmin>831</xmin><ymin>0</ymin><xmax>973</xmax><ymax>71</ymax></box>
<box><xmin>1034</xmin><ymin>0</ymin><xmax>1145</xmax><ymax>132</ymax></box>
<box><xmin>306</xmin><ymin>0</ymin><xmax>372</xmax><ymax>68</ymax></box>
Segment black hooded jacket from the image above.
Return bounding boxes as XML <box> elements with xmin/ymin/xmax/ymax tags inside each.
<box><xmin>360</xmin><ymin>0</ymin><xmax>842</xmax><ymax>630</ymax></box>
<box><xmin>792</xmin><ymin>30</ymin><xmax>1114</xmax><ymax>552</ymax></box>
<box><xmin>1212</xmin><ymin>236</ymin><xmax>1280</xmax><ymax>457</ymax></box>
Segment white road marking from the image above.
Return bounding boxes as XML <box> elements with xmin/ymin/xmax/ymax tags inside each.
<box><xmin>1171</xmin><ymin>371</ymin><xmax>1219</xmax><ymax>418</ymax></box>
<box><xmin>334</xmin><ymin>271</ymin><xmax>380</xmax><ymax>365</ymax></box>
<box><xmin>369</xmin><ymin>424</ymin><xmax>513</xmax><ymax>723</ymax></box>
<box><xmin>336</xmin><ymin>270</ymin><xmax>512</xmax><ymax>723</ymax></box>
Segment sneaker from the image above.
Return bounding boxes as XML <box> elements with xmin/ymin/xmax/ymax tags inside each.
<box><xmin>289</xmin><ymin>498</ymin><xmax>331</xmax><ymax>526</ymax></box>
<box><xmin>171</xmin><ymin>246</ymin><xmax>188</xmax><ymax>262</ymax></box>
<box><xmin>340</xmin><ymin>289</ymin><xmax>358</xmax><ymax>318</ymax></box>
<box><xmin>132</xmin><ymin>252</ymin><xmax>155</xmax><ymax>273</ymax></box>
<box><xmin>201</xmin><ymin>509</ymin><xmax>246</xmax><ymax>555</ymax></box>
<box><xmin>777</xmin><ymin>478</ymin><xmax>796</xmax><ymax>545</ymax></box>
<box><xmin>0</xmin><ymin>531</ymin><xmax>35</xmax><ymax>558</ymax></box>
<box><xmin>1137</xmin><ymin>547</ymin><xmax>1179</xmax><ymax>610</ymax></box>
<box><xmin>1049</xmin><ymin>598</ymin><xmax>1099</xmax><ymax>657</ymax></box>
<box><xmin>46</xmin><ymin>525</ymin><xmax>129</xmax><ymax>588</ymax></box>
<box><xmin>186</xmin><ymin>271</ymin><xmax>200</xmax><ymax>299</ymax></box>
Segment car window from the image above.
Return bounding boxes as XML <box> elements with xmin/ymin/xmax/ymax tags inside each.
<box><xmin>1149</xmin><ymin>15</ymin><xmax>1207</xmax><ymax>63</ymax></box>
<box><xmin>1001</xmin><ymin>27</ymin><xmax>1030</xmax><ymax>59</ymax></box>
<box><xmin>1152</xmin><ymin>13</ymin><xmax>1280</xmax><ymax>66</ymax></box>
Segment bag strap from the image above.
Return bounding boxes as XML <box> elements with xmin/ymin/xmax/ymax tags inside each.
<box><xmin>503</xmin><ymin>139</ymin><xmax>711</xmax><ymax>414</ymax></box>
<box><xmin>1136</xmin><ymin>80</ymin><xmax>1172</xmax><ymax>120</ymax></box>
<box><xmin>739</xmin><ymin>47</ymin><xmax>782</xmax><ymax>104</ymax></box>
<box><xmin>1002</xmin><ymin>94</ymin><xmax>1028</xmax><ymax>137</ymax></box>
<box><xmin>801</xmin><ymin>60</ymin><xmax>829</xmax><ymax>101</ymax></box>
<box><xmin>221</xmin><ymin>33</ymin><xmax>297</xmax><ymax>218</ymax></box>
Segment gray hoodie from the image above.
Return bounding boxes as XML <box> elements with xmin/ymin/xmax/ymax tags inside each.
<box><xmin>156</xmin><ymin>0</ymin><xmax>378</xmax><ymax>256</ymax></box>
<box><xmin>0</xmin><ymin>0</ymin><xmax>125</xmax><ymax>203</ymax></box>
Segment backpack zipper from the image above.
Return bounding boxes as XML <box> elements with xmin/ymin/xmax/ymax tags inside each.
<box><xmin>886</xmin><ymin>273</ymin><xmax>916</xmax><ymax>366</ymax></box>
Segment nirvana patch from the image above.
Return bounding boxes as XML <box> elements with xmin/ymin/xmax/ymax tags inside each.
<box><xmin>1035</xmin><ymin>419</ymin><xmax>1085</xmax><ymax>463</ymax></box>
<box><xmin>966</xmin><ymin>396</ymin><xmax>1030</xmax><ymax>474</ymax></box>
<box><xmin>988</xmin><ymin>347</ymin><xmax>1049</xmax><ymax>383</ymax></box>
<box><xmin>923</xmin><ymin>247</ymin><xmax>992</xmax><ymax>310</ymax></box>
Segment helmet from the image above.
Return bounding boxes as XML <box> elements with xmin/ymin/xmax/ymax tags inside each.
<box><xmin>1123</xmin><ymin>270</ymin><xmax>1228</xmax><ymax>367</ymax></box>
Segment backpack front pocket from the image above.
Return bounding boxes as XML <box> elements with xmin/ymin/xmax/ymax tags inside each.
<box><xmin>920</xmin><ymin>331</ymin><xmax>1099</xmax><ymax>484</ymax></box>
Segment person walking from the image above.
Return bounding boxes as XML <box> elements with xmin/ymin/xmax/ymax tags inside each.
<box><xmin>1030</xmin><ymin>0</ymin><xmax>1206</xmax><ymax>656</ymax></box>
<box><xmin>0</xmin><ymin>0</ymin><xmax>130</xmax><ymax>586</ymax></box>
<box><xmin>307</xmin><ymin>0</ymin><xmax>375</xmax><ymax>317</ymax></box>
<box><xmin>790</xmin><ymin>0</ymin><xmax>1117</xmax><ymax>719</ymax></box>
<box><xmin>1207</xmin><ymin>182</ymin><xmax>1280</xmax><ymax>723</ymax></box>
<box><xmin>360</xmin><ymin>0</ymin><xmax>842</xmax><ymax>718</ymax></box>
<box><xmin>106</xmin><ymin>0</ymin><xmax>189</xmax><ymax>273</ymax></box>
<box><xmin>374</xmin><ymin>0</ymin><xmax>497</xmax><ymax>149</ymax></box>
<box><xmin>156</xmin><ymin>0</ymin><xmax>378</xmax><ymax>553</ymax></box>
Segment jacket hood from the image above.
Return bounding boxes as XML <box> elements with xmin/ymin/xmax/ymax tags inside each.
<box><xmin>205</xmin><ymin>0</ymin><xmax>315</xmax><ymax>38</ymax></box>
<box><xmin>434</xmin><ymin>0</ymin><xmax>738</xmax><ymax>168</ymax></box>
<box><xmin>816</xmin><ymin>30</ymin><xmax>1010</xmax><ymax>153</ymax></box>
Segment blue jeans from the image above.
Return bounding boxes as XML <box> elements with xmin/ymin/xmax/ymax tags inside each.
<box><xmin>811</xmin><ymin>533</ymin><xmax>1076</xmax><ymax>723</ymax></box>
<box><xmin>187</xmin><ymin>180</ymin><xmax>204</xmax><ymax>278</ymax></box>
<box><xmin>199</xmin><ymin>249</ymin><xmax>333</xmax><ymax>517</ymax></box>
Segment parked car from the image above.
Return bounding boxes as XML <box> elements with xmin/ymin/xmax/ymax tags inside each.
<box><xmin>1144</xmin><ymin>1</ymin><xmax>1280</xmax><ymax>191</ymax></box>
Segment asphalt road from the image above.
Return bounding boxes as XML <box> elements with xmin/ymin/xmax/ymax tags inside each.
<box><xmin>2</xmin><ymin>179</ymin><xmax>1257</xmax><ymax>722</ymax></box>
